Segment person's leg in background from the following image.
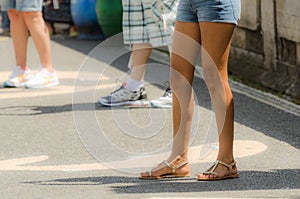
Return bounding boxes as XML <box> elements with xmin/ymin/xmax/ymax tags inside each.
<box><xmin>19</xmin><ymin>0</ymin><xmax>58</xmax><ymax>88</ymax></box>
<box><xmin>0</xmin><ymin>11</ymin><xmax>11</xmax><ymax>35</ymax></box>
<box><xmin>2</xmin><ymin>0</ymin><xmax>32</xmax><ymax>87</ymax></box>
<box><xmin>7</xmin><ymin>9</ymin><xmax>29</xmax><ymax>71</ymax></box>
<box><xmin>98</xmin><ymin>0</ymin><xmax>174</xmax><ymax>107</ymax></box>
<box><xmin>22</xmin><ymin>11</ymin><xmax>53</xmax><ymax>71</ymax></box>
<box><xmin>124</xmin><ymin>43</ymin><xmax>152</xmax><ymax>90</ymax></box>
<box><xmin>45</xmin><ymin>21</ymin><xmax>55</xmax><ymax>35</ymax></box>
<box><xmin>97</xmin><ymin>43</ymin><xmax>152</xmax><ymax>107</ymax></box>
<box><xmin>68</xmin><ymin>22</ymin><xmax>78</xmax><ymax>37</ymax></box>
<box><xmin>2</xmin><ymin>0</ymin><xmax>59</xmax><ymax>88</ymax></box>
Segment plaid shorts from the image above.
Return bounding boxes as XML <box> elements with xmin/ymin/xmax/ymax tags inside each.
<box><xmin>122</xmin><ymin>0</ymin><xmax>176</xmax><ymax>47</ymax></box>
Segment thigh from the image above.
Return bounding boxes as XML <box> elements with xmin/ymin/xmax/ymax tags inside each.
<box><xmin>171</xmin><ymin>21</ymin><xmax>201</xmax><ymax>83</ymax></box>
<box><xmin>200</xmin><ymin>22</ymin><xmax>235</xmax><ymax>78</ymax></box>
<box><xmin>0</xmin><ymin>0</ymin><xmax>16</xmax><ymax>11</ymax></box>
<box><xmin>16</xmin><ymin>0</ymin><xmax>43</xmax><ymax>12</ymax></box>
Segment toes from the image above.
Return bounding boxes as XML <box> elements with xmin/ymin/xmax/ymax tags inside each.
<box><xmin>197</xmin><ymin>173</ymin><xmax>217</xmax><ymax>180</ymax></box>
<box><xmin>140</xmin><ymin>171</ymin><xmax>151</xmax><ymax>178</ymax></box>
<box><xmin>197</xmin><ymin>173</ymin><xmax>209</xmax><ymax>180</ymax></box>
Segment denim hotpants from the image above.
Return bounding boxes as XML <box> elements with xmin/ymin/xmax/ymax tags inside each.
<box><xmin>0</xmin><ymin>0</ymin><xmax>43</xmax><ymax>12</ymax></box>
<box><xmin>176</xmin><ymin>0</ymin><xmax>241</xmax><ymax>25</ymax></box>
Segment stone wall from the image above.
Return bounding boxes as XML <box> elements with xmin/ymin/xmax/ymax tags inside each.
<box><xmin>229</xmin><ymin>0</ymin><xmax>300</xmax><ymax>100</ymax></box>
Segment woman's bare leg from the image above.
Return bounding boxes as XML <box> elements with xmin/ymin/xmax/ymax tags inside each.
<box><xmin>22</xmin><ymin>11</ymin><xmax>53</xmax><ymax>71</ymax></box>
<box><xmin>169</xmin><ymin>21</ymin><xmax>201</xmax><ymax>161</ymax></box>
<box><xmin>141</xmin><ymin>21</ymin><xmax>200</xmax><ymax>177</ymax></box>
<box><xmin>7</xmin><ymin>10</ymin><xmax>29</xmax><ymax>70</ymax></box>
<box><xmin>198</xmin><ymin>22</ymin><xmax>237</xmax><ymax>179</ymax></box>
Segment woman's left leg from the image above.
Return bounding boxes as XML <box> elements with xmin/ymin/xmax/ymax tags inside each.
<box><xmin>197</xmin><ymin>22</ymin><xmax>237</xmax><ymax>180</ymax></box>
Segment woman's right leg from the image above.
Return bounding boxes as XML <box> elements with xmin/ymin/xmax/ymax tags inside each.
<box><xmin>7</xmin><ymin>9</ymin><xmax>29</xmax><ymax>70</ymax></box>
<box><xmin>168</xmin><ymin>21</ymin><xmax>200</xmax><ymax>162</ymax></box>
<box><xmin>23</xmin><ymin>11</ymin><xmax>53</xmax><ymax>71</ymax></box>
<box><xmin>140</xmin><ymin>21</ymin><xmax>201</xmax><ymax>177</ymax></box>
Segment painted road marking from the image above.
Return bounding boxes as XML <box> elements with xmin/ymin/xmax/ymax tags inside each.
<box><xmin>0</xmin><ymin>140</ymin><xmax>266</xmax><ymax>171</ymax></box>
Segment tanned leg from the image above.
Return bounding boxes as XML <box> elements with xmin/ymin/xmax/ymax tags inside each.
<box><xmin>7</xmin><ymin>9</ymin><xmax>29</xmax><ymax>70</ymax></box>
<box><xmin>198</xmin><ymin>22</ymin><xmax>237</xmax><ymax>180</ymax></box>
<box><xmin>22</xmin><ymin>11</ymin><xmax>53</xmax><ymax>71</ymax></box>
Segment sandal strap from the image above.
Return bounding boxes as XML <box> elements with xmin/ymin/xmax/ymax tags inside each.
<box><xmin>164</xmin><ymin>155</ymin><xmax>189</xmax><ymax>174</ymax></box>
<box><xmin>204</xmin><ymin>160</ymin><xmax>236</xmax><ymax>176</ymax></box>
<box><xmin>218</xmin><ymin>160</ymin><xmax>235</xmax><ymax>175</ymax></box>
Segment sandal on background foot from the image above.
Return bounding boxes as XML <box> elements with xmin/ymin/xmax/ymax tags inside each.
<box><xmin>197</xmin><ymin>160</ymin><xmax>239</xmax><ymax>181</ymax></box>
<box><xmin>140</xmin><ymin>155</ymin><xmax>190</xmax><ymax>179</ymax></box>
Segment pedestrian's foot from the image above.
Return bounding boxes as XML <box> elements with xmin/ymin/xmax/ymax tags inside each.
<box><xmin>150</xmin><ymin>86</ymin><xmax>172</xmax><ymax>108</ymax></box>
<box><xmin>0</xmin><ymin>28</ymin><xmax>11</xmax><ymax>36</ymax></box>
<box><xmin>140</xmin><ymin>155</ymin><xmax>190</xmax><ymax>179</ymax></box>
<box><xmin>46</xmin><ymin>22</ymin><xmax>55</xmax><ymax>36</ymax></box>
<box><xmin>98</xmin><ymin>85</ymin><xmax>149</xmax><ymax>107</ymax></box>
<box><xmin>3</xmin><ymin>66</ymin><xmax>32</xmax><ymax>88</ymax></box>
<box><xmin>197</xmin><ymin>160</ymin><xmax>239</xmax><ymax>181</ymax></box>
<box><xmin>25</xmin><ymin>67</ymin><xmax>59</xmax><ymax>89</ymax></box>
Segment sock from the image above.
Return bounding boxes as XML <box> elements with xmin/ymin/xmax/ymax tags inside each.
<box><xmin>40</xmin><ymin>65</ymin><xmax>54</xmax><ymax>73</ymax></box>
<box><xmin>124</xmin><ymin>77</ymin><xmax>143</xmax><ymax>91</ymax></box>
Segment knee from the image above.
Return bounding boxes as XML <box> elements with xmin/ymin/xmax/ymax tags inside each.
<box><xmin>170</xmin><ymin>69</ymin><xmax>182</xmax><ymax>91</ymax></box>
<box><xmin>170</xmin><ymin>69</ymin><xmax>192</xmax><ymax>94</ymax></box>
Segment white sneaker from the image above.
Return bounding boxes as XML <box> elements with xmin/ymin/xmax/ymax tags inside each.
<box><xmin>3</xmin><ymin>66</ymin><xmax>32</xmax><ymax>88</ymax></box>
<box><xmin>25</xmin><ymin>68</ymin><xmax>59</xmax><ymax>89</ymax></box>
<box><xmin>150</xmin><ymin>87</ymin><xmax>172</xmax><ymax>108</ymax></box>
<box><xmin>98</xmin><ymin>85</ymin><xmax>149</xmax><ymax>107</ymax></box>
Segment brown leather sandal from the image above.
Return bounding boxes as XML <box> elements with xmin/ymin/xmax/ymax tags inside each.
<box><xmin>140</xmin><ymin>155</ymin><xmax>190</xmax><ymax>179</ymax></box>
<box><xmin>197</xmin><ymin>160</ymin><xmax>239</xmax><ymax>181</ymax></box>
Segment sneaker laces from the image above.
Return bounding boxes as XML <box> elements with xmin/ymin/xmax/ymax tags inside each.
<box><xmin>161</xmin><ymin>82</ymin><xmax>172</xmax><ymax>98</ymax></box>
<box><xmin>162</xmin><ymin>87</ymin><xmax>172</xmax><ymax>98</ymax></box>
<box><xmin>110</xmin><ymin>84</ymin><xmax>145</xmax><ymax>100</ymax></box>
<box><xmin>111</xmin><ymin>84</ymin><xmax>127</xmax><ymax>95</ymax></box>
<box><xmin>109</xmin><ymin>85</ymin><xmax>133</xmax><ymax>100</ymax></box>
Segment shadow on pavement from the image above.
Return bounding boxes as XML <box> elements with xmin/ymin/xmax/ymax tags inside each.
<box><xmin>51</xmin><ymin>37</ymin><xmax>101</xmax><ymax>55</ymax></box>
<box><xmin>24</xmin><ymin>169</ymin><xmax>300</xmax><ymax>193</ymax></box>
<box><xmin>0</xmin><ymin>103</ymin><xmax>152</xmax><ymax>116</ymax></box>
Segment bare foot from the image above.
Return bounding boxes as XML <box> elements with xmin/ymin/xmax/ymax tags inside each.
<box><xmin>140</xmin><ymin>156</ymin><xmax>190</xmax><ymax>179</ymax></box>
<box><xmin>197</xmin><ymin>160</ymin><xmax>239</xmax><ymax>181</ymax></box>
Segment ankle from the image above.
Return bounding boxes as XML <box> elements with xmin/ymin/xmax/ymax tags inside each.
<box><xmin>19</xmin><ymin>66</ymin><xmax>29</xmax><ymax>71</ymax></box>
<box><xmin>125</xmin><ymin>77</ymin><xmax>143</xmax><ymax>91</ymax></box>
<box><xmin>41</xmin><ymin>66</ymin><xmax>54</xmax><ymax>73</ymax></box>
<box><xmin>216</xmin><ymin>156</ymin><xmax>235</xmax><ymax>165</ymax></box>
<box><xmin>168</xmin><ymin>154</ymin><xmax>188</xmax><ymax>165</ymax></box>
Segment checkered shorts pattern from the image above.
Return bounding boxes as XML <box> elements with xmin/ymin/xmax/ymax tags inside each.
<box><xmin>122</xmin><ymin>0</ymin><xmax>176</xmax><ymax>47</ymax></box>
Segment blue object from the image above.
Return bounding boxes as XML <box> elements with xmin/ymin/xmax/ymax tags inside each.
<box><xmin>1</xmin><ymin>11</ymin><xmax>10</xmax><ymax>30</ymax></box>
<box><xmin>70</xmin><ymin>0</ymin><xmax>105</xmax><ymax>40</ymax></box>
